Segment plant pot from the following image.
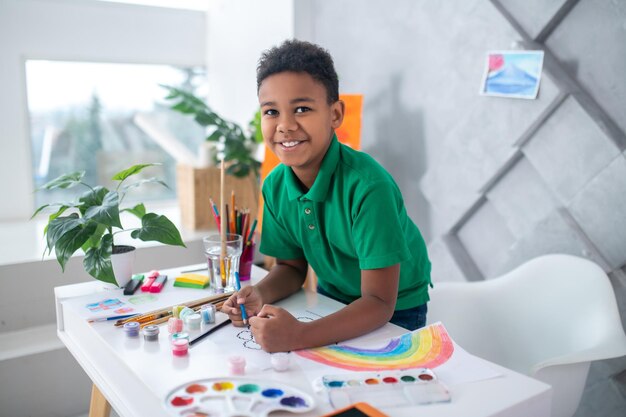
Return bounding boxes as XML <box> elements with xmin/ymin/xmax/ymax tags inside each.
<box><xmin>111</xmin><ymin>245</ymin><xmax>136</xmax><ymax>288</ymax></box>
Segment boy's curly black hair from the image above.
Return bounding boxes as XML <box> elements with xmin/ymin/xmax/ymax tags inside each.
<box><xmin>256</xmin><ymin>39</ymin><xmax>339</xmax><ymax>104</ymax></box>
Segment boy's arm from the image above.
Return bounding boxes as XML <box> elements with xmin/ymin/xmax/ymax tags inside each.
<box><xmin>256</xmin><ymin>258</ymin><xmax>309</xmax><ymax>304</ymax></box>
<box><xmin>251</xmin><ymin>264</ymin><xmax>400</xmax><ymax>352</ymax></box>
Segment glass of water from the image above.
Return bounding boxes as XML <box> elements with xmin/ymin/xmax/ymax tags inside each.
<box><xmin>203</xmin><ymin>234</ymin><xmax>243</xmax><ymax>293</ymax></box>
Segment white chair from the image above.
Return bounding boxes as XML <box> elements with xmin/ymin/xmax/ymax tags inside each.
<box><xmin>427</xmin><ymin>254</ymin><xmax>626</xmax><ymax>417</ymax></box>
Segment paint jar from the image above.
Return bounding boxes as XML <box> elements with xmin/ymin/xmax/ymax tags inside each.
<box><xmin>143</xmin><ymin>325</ymin><xmax>159</xmax><ymax>342</ymax></box>
<box><xmin>270</xmin><ymin>352</ymin><xmax>290</xmax><ymax>372</ymax></box>
<box><xmin>172</xmin><ymin>332</ymin><xmax>190</xmax><ymax>342</ymax></box>
<box><xmin>172</xmin><ymin>305</ymin><xmax>185</xmax><ymax>318</ymax></box>
<box><xmin>228</xmin><ymin>355</ymin><xmax>246</xmax><ymax>375</ymax></box>
<box><xmin>168</xmin><ymin>317</ymin><xmax>184</xmax><ymax>334</ymax></box>
<box><xmin>171</xmin><ymin>339</ymin><xmax>189</xmax><ymax>357</ymax></box>
<box><xmin>178</xmin><ymin>307</ymin><xmax>195</xmax><ymax>321</ymax></box>
<box><xmin>200</xmin><ymin>304</ymin><xmax>216</xmax><ymax>324</ymax></box>
<box><xmin>238</xmin><ymin>242</ymin><xmax>256</xmax><ymax>282</ymax></box>
<box><xmin>185</xmin><ymin>314</ymin><xmax>202</xmax><ymax>331</ymax></box>
<box><xmin>123</xmin><ymin>321</ymin><xmax>140</xmax><ymax>337</ymax></box>
<box><xmin>203</xmin><ymin>233</ymin><xmax>243</xmax><ymax>293</ymax></box>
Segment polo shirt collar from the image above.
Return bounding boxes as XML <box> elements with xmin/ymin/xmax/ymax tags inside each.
<box><xmin>285</xmin><ymin>133</ymin><xmax>340</xmax><ymax>202</ymax></box>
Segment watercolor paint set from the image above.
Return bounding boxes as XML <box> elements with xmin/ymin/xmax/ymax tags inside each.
<box><xmin>164</xmin><ymin>377</ymin><xmax>315</xmax><ymax>417</ymax></box>
<box><xmin>319</xmin><ymin>368</ymin><xmax>451</xmax><ymax>410</ymax></box>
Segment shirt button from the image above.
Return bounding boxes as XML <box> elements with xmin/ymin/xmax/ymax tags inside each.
<box><xmin>304</xmin><ymin>208</ymin><xmax>311</xmax><ymax>215</ymax></box>
<box><xmin>308</xmin><ymin>224</ymin><xmax>315</xmax><ymax>230</ymax></box>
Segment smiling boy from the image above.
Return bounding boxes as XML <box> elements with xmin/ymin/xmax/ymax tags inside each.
<box><xmin>222</xmin><ymin>40</ymin><xmax>431</xmax><ymax>352</ymax></box>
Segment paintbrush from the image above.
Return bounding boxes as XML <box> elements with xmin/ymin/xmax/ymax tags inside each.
<box><xmin>189</xmin><ymin>318</ymin><xmax>232</xmax><ymax>347</ymax></box>
<box><xmin>115</xmin><ymin>292</ymin><xmax>232</xmax><ymax>327</ymax></box>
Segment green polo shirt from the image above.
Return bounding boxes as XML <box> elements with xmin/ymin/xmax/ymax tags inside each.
<box><xmin>260</xmin><ymin>135</ymin><xmax>431</xmax><ymax>310</ymax></box>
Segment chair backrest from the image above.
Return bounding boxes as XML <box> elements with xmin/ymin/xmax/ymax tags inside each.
<box><xmin>427</xmin><ymin>254</ymin><xmax>626</xmax><ymax>417</ymax></box>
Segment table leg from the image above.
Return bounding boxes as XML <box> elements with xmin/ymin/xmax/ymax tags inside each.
<box><xmin>89</xmin><ymin>384</ymin><xmax>111</xmax><ymax>417</ymax></box>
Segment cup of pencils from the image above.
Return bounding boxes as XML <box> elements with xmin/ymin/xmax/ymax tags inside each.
<box><xmin>203</xmin><ymin>233</ymin><xmax>243</xmax><ymax>293</ymax></box>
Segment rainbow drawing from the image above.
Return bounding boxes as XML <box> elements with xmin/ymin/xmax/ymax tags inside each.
<box><xmin>295</xmin><ymin>323</ymin><xmax>454</xmax><ymax>371</ymax></box>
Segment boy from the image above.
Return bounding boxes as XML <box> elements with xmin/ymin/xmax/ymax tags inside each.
<box><xmin>222</xmin><ymin>40</ymin><xmax>431</xmax><ymax>353</ymax></box>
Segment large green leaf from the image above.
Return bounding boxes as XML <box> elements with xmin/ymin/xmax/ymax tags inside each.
<box><xmin>194</xmin><ymin>111</ymin><xmax>219</xmax><ymax>127</ymax></box>
<box><xmin>206</xmin><ymin>129</ymin><xmax>223</xmax><ymax>142</ymax></box>
<box><xmin>54</xmin><ymin>222</ymin><xmax>97</xmax><ymax>271</ymax></box>
<box><xmin>112</xmin><ymin>163</ymin><xmax>159</xmax><ymax>181</ymax></box>
<box><xmin>84</xmin><ymin>191</ymin><xmax>122</xmax><ymax>229</ymax></box>
<box><xmin>121</xmin><ymin>178</ymin><xmax>168</xmax><ymax>194</ymax></box>
<box><xmin>46</xmin><ymin>214</ymin><xmax>84</xmax><ymax>254</ymax></box>
<box><xmin>31</xmin><ymin>204</ymin><xmax>50</xmax><ymax>220</ymax></box>
<box><xmin>161</xmin><ymin>85</ymin><xmax>208</xmax><ymax>111</ymax></box>
<box><xmin>84</xmin><ymin>233</ymin><xmax>116</xmax><ymax>285</ymax></box>
<box><xmin>43</xmin><ymin>205</ymin><xmax>71</xmax><ymax>236</ymax></box>
<box><xmin>81</xmin><ymin>223</ymin><xmax>107</xmax><ymax>251</ymax></box>
<box><xmin>78</xmin><ymin>186</ymin><xmax>108</xmax><ymax>215</ymax></box>
<box><xmin>131</xmin><ymin>213</ymin><xmax>186</xmax><ymax>247</ymax></box>
<box><xmin>38</xmin><ymin>171</ymin><xmax>84</xmax><ymax>190</ymax></box>
<box><xmin>121</xmin><ymin>203</ymin><xmax>146</xmax><ymax>219</ymax></box>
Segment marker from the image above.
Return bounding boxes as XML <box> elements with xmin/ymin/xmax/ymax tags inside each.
<box><xmin>234</xmin><ymin>271</ymin><xmax>248</xmax><ymax>325</ymax></box>
<box><xmin>123</xmin><ymin>274</ymin><xmax>144</xmax><ymax>295</ymax></box>
<box><xmin>140</xmin><ymin>275</ymin><xmax>157</xmax><ymax>292</ymax></box>
<box><xmin>149</xmin><ymin>275</ymin><xmax>168</xmax><ymax>293</ymax></box>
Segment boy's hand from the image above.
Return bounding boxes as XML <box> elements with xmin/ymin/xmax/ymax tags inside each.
<box><xmin>249</xmin><ymin>305</ymin><xmax>304</xmax><ymax>353</ymax></box>
<box><xmin>221</xmin><ymin>285</ymin><xmax>263</xmax><ymax>327</ymax></box>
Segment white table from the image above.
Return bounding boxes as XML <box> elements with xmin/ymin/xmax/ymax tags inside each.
<box><xmin>55</xmin><ymin>264</ymin><xmax>552</xmax><ymax>417</ymax></box>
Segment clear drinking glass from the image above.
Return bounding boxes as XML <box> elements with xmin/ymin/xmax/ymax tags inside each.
<box><xmin>203</xmin><ymin>233</ymin><xmax>243</xmax><ymax>293</ymax></box>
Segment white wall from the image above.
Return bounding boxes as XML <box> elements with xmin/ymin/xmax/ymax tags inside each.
<box><xmin>206</xmin><ymin>0</ymin><xmax>295</xmax><ymax>128</ymax></box>
<box><xmin>0</xmin><ymin>0</ymin><xmax>206</xmax><ymax>221</ymax></box>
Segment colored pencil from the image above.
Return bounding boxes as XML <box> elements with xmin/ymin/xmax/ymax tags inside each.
<box><xmin>209</xmin><ymin>197</ymin><xmax>220</xmax><ymax>230</ymax></box>
<box><xmin>231</xmin><ymin>190</ymin><xmax>236</xmax><ymax>233</ymax></box>
<box><xmin>234</xmin><ymin>271</ymin><xmax>248</xmax><ymax>325</ymax></box>
<box><xmin>209</xmin><ymin>198</ymin><xmax>219</xmax><ymax>216</ymax></box>
<box><xmin>189</xmin><ymin>318</ymin><xmax>232</xmax><ymax>347</ymax></box>
<box><xmin>246</xmin><ymin>219</ymin><xmax>258</xmax><ymax>245</ymax></box>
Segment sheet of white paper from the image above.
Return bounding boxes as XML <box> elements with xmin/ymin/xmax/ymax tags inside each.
<box><xmin>203</xmin><ymin>308</ymin><xmax>328</xmax><ymax>370</ymax></box>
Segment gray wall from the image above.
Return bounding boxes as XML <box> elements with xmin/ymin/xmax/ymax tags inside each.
<box><xmin>302</xmin><ymin>1</ymin><xmax>626</xmax><ymax>416</ymax></box>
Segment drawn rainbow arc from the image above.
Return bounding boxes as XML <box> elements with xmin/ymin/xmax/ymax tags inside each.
<box><xmin>295</xmin><ymin>323</ymin><xmax>454</xmax><ymax>371</ymax></box>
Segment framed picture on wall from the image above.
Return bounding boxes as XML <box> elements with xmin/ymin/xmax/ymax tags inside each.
<box><xmin>480</xmin><ymin>50</ymin><xmax>544</xmax><ymax>99</ymax></box>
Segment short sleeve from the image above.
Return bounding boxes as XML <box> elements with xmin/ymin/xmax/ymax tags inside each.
<box><xmin>352</xmin><ymin>180</ymin><xmax>411</xmax><ymax>270</ymax></box>
<box><xmin>259</xmin><ymin>187</ymin><xmax>305</xmax><ymax>260</ymax></box>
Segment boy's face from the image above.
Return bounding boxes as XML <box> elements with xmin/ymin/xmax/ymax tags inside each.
<box><xmin>259</xmin><ymin>71</ymin><xmax>344</xmax><ymax>181</ymax></box>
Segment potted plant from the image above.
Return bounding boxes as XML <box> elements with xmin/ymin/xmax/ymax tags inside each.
<box><xmin>32</xmin><ymin>163</ymin><xmax>186</xmax><ymax>287</ymax></box>
<box><xmin>161</xmin><ymin>85</ymin><xmax>263</xmax><ymax>178</ymax></box>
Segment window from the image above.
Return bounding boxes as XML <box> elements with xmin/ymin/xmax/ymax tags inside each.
<box><xmin>26</xmin><ymin>60</ymin><xmax>207</xmax><ymax>208</ymax></box>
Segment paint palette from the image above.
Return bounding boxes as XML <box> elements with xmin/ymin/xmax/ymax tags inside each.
<box><xmin>320</xmin><ymin>369</ymin><xmax>451</xmax><ymax>410</ymax></box>
<box><xmin>164</xmin><ymin>377</ymin><xmax>315</xmax><ymax>417</ymax></box>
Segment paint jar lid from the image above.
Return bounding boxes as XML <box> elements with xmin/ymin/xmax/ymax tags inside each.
<box><xmin>143</xmin><ymin>325</ymin><xmax>159</xmax><ymax>336</ymax></box>
<box><xmin>185</xmin><ymin>314</ymin><xmax>202</xmax><ymax>325</ymax></box>
<box><xmin>172</xmin><ymin>332</ymin><xmax>190</xmax><ymax>341</ymax></box>
<box><xmin>201</xmin><ymin>304</ymin><xmax>216</xmax><ymax>312</ymax></box>
<box><xmin>172</xmin><ymin>305</ymin><xmax>185</xmax><ymax>318</ymax></box>
<box><xmin>179</xmin><ymin>307</ymin><xmax>195</xmax><ymax>320</ymax></box>
<box><xmin>123</xmin><ymin>321</ymin><xmax>140</xmax><ymax>334</ymax></box>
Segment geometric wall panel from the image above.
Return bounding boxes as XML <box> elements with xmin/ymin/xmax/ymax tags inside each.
<box><xmin>523</xmin><ymin>96</ymin><xmax>621</xmax><ymax>204</ymax></box>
